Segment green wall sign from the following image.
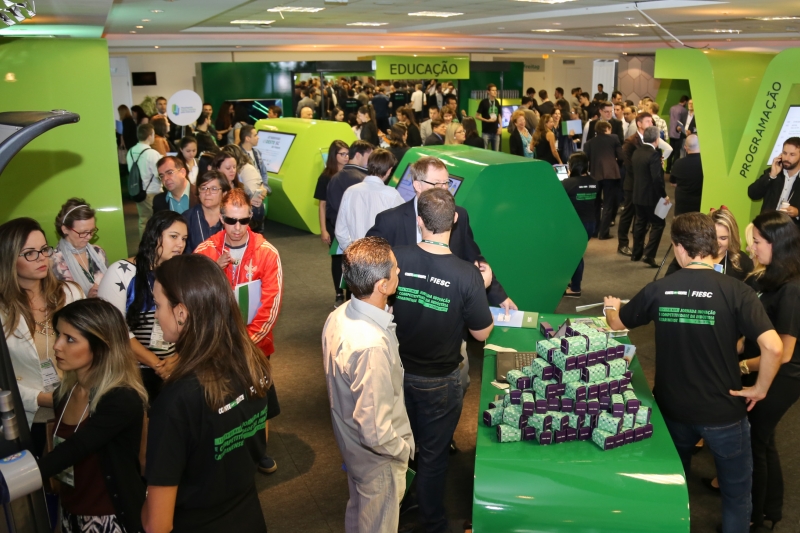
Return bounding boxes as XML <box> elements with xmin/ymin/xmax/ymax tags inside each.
<box><xmin>375</xmin><ymin>55</ymin><xmax>470</xmax><ymax>79</ymax></box>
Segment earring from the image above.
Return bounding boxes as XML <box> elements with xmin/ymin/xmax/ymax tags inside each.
<box><xmin>177</xmin><ymin>320</ymin><xmax>184</xmax><ymax>326</ymax></box>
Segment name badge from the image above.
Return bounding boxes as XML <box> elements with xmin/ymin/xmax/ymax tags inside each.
<box><xmin>149</xmin><ymin>319</ymin><xmax>171</xmax><ymax>351</ymax></box>
<box><xmin>489</xmin><ymin>113</ymin><xmax>497</xmax><ymax>121</ymax></box>
<box><xmin>52</xmin><ymin>435</ymin><xmax>75</xmax><ymax>487</ymax></box>
<box><xmin>40</xmin><ymin>359</ymin><xmax>60</xmax><ymax>392</ymax></box>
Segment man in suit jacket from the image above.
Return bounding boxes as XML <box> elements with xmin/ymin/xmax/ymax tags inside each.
<box><xmin>152</xmin><ymin>156</ymin><xmax>198</xmax><ymax>215</ymax></box>
<box><xmin>748</xmin><ymin>137</ymin><xmax>800</xmax><ymax>226</ymax></box>
<box><xmin>585</xmin><ymin>102</ymin><xmax>623</xmax><ymax>143</ymax></box>
<box><xmin>669</xmin><ymin>134</ymin><xmax>704</xmax><ymax>215</ymax></box>
<box><xmin>419</xmin><ymin>107</ymin><xmax>439</xmax><ymax>142</ymax></box>
<box><xmin>423</xmin><ymin>119</ymin><xmax>446</xmax><ymax>146</ymax></box>
<box><xmin>631</xmin><ymin>126</ymin><xmax>670</xmax><ymax>266</ymax></box>
<box><xmin>593</xmin><ymin>84</ymin><xmax>608</xmax><ymax>102</ymax></box>
<box><xmin>667</xmin><ymin>96</ymin><xmax>689</xmax><ymax>173</ymax></box>
<box><xmin>617</xmin><ymin>112</ymin><xmax>654</xmax><ymax>256</ymax></box>
<box><xmin>584</xmin><ymin>121</ymin><xmax>624</xmax><ymax>239</ymax></box>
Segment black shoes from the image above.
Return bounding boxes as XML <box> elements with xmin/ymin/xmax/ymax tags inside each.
<box><xmin>701</xmin><ymin>477</ymin><xmax>720</xmax><ymax>494</ymax></box>
<box><xmin>598</xmin><ymin>234</ymin><xmax>613</xmax><ymax>240</ymax></box>
<box><xmin>617</xmin><ymin>246</ymin><xmax>632</xmax><ymax>256</ymax></box>
<box><xmin>642</xmin><ymin>257</ymin><xmax>659</xmax><ymax>268</ymax></box>
<box><xmin>563</xmin><ymin>290</ymin><xmax>582</xmax><ymax>298</ymax></box>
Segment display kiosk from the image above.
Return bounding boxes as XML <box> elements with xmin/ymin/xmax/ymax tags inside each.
<box><xmin>253</xmin><ymin>118</ymin><xmax>357</xmax><ymax>232</ymax></box>
<box><xmin>389</xmin><ymin>146</ymin><xmax>586</xmax><ymax>312</ymax></box>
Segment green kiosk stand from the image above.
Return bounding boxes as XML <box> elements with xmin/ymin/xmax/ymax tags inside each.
<box><xmin>253</xmin><ymin>118</ymin><xmax>357</xmax><ymax>233</ymax></box>
<box><xmin>389</xmin><ymin>145</ymin><xmax>585</xmax><ymax>312</ymax></box>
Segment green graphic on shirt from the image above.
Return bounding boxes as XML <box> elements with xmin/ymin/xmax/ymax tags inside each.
<box><xmin>213</xmin><ymin>406</ymin><xmax>268</xmax><ymax>461</ymax></box>
<box><xmin>658</xmin><ymin>307</ymin><xmax>716</xmax><ymax>325</ymax></box>
<box><xmin>397</xmin><ymin>286</ymin><xmax>450</xmax><ymax>312</ymax></box>
<box><xmin>576</xmin><ymin>193</ymin><xmax>597</xmax><ymax>201</ymax></box>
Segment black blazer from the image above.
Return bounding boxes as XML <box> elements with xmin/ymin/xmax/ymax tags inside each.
<box><xmin>632</xmin><ymin>143</ymin><xmax>666</xmax><ymax>206</ymax></box>
<box><xmin>464</xmin><ymin>135</ymin><xmax>485</xmax><ymax>148</ymax></box>
<box><xmin>584</xmin><ymin>133</ymin><xmax>623</xmax><ymax>181</ymax></box>
<box><xmin>406</xmin><ymin>123</ymin><xmax>422</xmax><ymax>147</ymax></box>
<box><xmin>748</xmin><ymin>167</ymin><xmax>800</xmax><ymax>224</ymax></box>
<box><xmin>509</xmin><ymin>129</ymin><xmax>525</xmax><ymax>157</ymax></box>
<box><xmin>424</xmin><ymin>133</ymin><xmax>444</xmax><ymax>146</ymax></box>
<box><xmin>326</xmin><ymin>164</ymin><xmax>368</xmax><ymax>231</ymax></box>
<box><xmin>38</xmin><ymin>387</ymin><xmax>146</xmax><ymax>533</ymax></box>
<box><xmin>621</xmin><ymin>133</ymin><xmax>644</xmax><ymax>191</ymax></box>
<box><xmin>360</xmin><ymin>121</ymin><xmax>380</xmax><ymax>147</ymax></box>
<box><xmin>366</xmin><ymin>199</ymin><xmax>508</xmax><ymax>305</ymax></box>
<box><xmin>153</xmin><ymin>184</ymin><xmax>199</xmax><ymax>214</ymax></box>
<box><xmin>669</xmin><ymin>153</ymin><xmax>704</xmax><ymax>215</ymax></box>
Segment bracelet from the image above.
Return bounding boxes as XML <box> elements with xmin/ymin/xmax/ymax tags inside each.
<box><xmin>602</xmin><ymin>306</ymin><xmax>617</xmax><ymax>317</ymax></box>
<box><xmin>740</xmin><ymin>360</ymin><xmax>750</xmax><ymax>375</ymax></box>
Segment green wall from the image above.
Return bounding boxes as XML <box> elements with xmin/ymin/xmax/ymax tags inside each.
<box><xmin>457</xmin><ymin>63</ymin><xmax>524</xmax><ymax>120</ymax></box>
<box><xmin>0</xmin><ymin>38</ymin><xmax>127</xmax><ymax>261</ymax></box>
<box><xmin>655</xmin><ymin>49</ymin><xmax>800</xmax><ymax>230</ymax></box>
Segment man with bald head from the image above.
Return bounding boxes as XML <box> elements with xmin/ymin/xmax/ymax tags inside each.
<box><xmin>669</xmin><ymin>134</ymin><xmax>703</xmax><ymax>215</ymax></box>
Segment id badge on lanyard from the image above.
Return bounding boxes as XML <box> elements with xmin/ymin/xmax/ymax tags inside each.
<box><xmin>40</xmin><ymin>358</ymin><xmax>60</xmax><ymax>393</ymax></box>
<box><xmin>52</xmin><ymin>434</ymin><xmax>75</xmax><ymax>487</ymax></box>
<box><xmin>149</xmin><ymin>318</ymin><xmax>171</xmax><ymax>351</ymax></box>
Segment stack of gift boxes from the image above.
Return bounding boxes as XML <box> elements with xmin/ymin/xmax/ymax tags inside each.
<box><xmin>484</xmin><ymin>321</ymin><xmax>654</xmax><ymax>450</ymax></box>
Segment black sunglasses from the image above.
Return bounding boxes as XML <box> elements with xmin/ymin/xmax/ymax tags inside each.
<box><xmin>222</xmin><ymin>216</ymin><xmax>252</xmax><ymax>226</ymax></box>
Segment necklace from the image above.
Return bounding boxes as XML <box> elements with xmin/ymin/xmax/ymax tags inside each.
<box><xmin>421</xmin><ymin>239</ymin><xmax>449</xmax><ymax>248</ymax></box>
<box><xmin>74</xmin><ymin>251</ymin><xmax>95</xmax><ymax>284</ymax></box>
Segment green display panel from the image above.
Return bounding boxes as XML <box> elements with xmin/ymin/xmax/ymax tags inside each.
<box><xmin>465</xmin><ymin>98</ymin><xmax>522</xmax><ymax>154</ymax></box>
<box><xmin>389</xmin><ymin>146</ymin><xmax>585</xmax><ymax>312</ymax></box>
<box><xmin>474</xmin><ymin>317</ymin><xmax>689</xmax><ymax>533</ymax></box>
<box><xmin>0</xmin><ymin>38</ymin><xmax>127</xmax><ymax>261</ymax></box>
<box><xmin>654</xmin><ymin>49</ymin><xmax>800</xmax><ymax>231</ymax></box>
<box><xmin>253</xmin><ymin>118</ymin><xmax>357</xmax><ymax>233</ymax></box>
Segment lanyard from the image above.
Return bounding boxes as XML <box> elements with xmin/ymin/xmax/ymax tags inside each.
<box><xmin>54</xmin><ymin>384</ymin><xmax>90</xmax><ymax>436</ymax></box>
<box><xmin>687</xmin><ymin>261</ymin><xmax>714</xmax><ymax>269</ymax></box>
<box><xmin>421</xmin><ymin>239</ymin><xmax>449</xmax><ymax>248</ymax></box>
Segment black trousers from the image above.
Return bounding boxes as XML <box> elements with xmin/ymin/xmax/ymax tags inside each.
<box><xmin>618</xmin><ymin>189</ymin><xmax>635</xmax><ymax>248</ymax></box>
<box><xmin>667</xmin><ymin>137</ymin><xmax>683</xmax><ymax>172</ymax></box>
<box><xmin>632</xmin><ymin>204</ymin><xmax>666</xmax><ymax>261</ymax></box>
<box><xmin>748</xmin><ymin>372</ymin><xmax>800</xmax><ymax>524</ymax></box>
<box><xmin>331</xmin><ymin>254</ymin><xmax>344</xmax><ymax>295</ymax></box>
<box><xmin>598</xmin><ymin>179</ymin><xmax>622</xmax><ymax>238</ymax></box>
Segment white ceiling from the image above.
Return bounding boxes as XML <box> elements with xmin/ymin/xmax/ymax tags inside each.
<box><xmin>2</xmin><ymin>0</ymin><xmax>800</xmax><ymax>54</ymax></box>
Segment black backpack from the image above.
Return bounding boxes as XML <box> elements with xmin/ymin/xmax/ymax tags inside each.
<box><xmin>128</xmin><ymin>147</ymin><xmax>155</xmax><ymax>202</ymax></box>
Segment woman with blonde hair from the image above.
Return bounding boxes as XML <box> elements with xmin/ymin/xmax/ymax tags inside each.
<box><xmin>38</xmin><ymin>298</ymin><xmax>147</xmax><ymax>533</ymax></box>
<box><xmin>508</xmin><ymin>110</ymin><xmax>533</xmax><ymax>158</ymax></box>
<box><xmin>0</xmin><ymin>218</ymin><xmax>83</xmax><ymax>448</ymax></box>
<box><xmin>52</xmin><ymin>199</ymin><xmax>107</xmax><ymax>298</ymax></box>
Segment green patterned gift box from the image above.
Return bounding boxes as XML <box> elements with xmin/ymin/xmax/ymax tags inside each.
<box><xmin>565</xmin><ymin>381</ymin><xmax>586</xmax><ymax>400</ymax></box>
<box><xmin>503</xmin><ymin>405</ymin><xmax>524</xmax><ymax>427</ymax></box>
<box><xmin>607</xmin><ymin>358</ymin><xmax>628</xmax><ymax>378</ymax></box>
<box><xmin>483</xmin><ymin>407</ymin><xmax>504</xmax><ymax>427</ymax></box>
<box><xmin>623</xmin><ymin>412</ymin><xmax>635</xmax><ymax>430</ymax></box>
<box><xmin>592</xmin><ymin>428</ymin><xmax>615</xmax><ymax>450</ymax></box>
<box><xmin>597</xmin><ymin>412</ymin><xmax>622</xmax><ymax>434</ymax></box>
<box><xmin>635</xmin><ymin>406</ymin><xmax>651</xmax><ymax>425</ymax></box>
<box><xmin>561</xmin><ymin>336</ymin><xmax>587</xmax><ymax>355</ymax></box>
<box><xmin>587</xmin><ymin>333</ymin><xmax>608</xmax><ymax>351</ymax></box>
<box><xmin>497</xmin><ymin>424</ymin><xmax>522</xmax><ymax>442</ymax></box>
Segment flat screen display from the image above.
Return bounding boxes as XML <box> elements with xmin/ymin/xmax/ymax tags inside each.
<box><xmin>553</xmin><ymin>164</ymin><xmax>569</xmax><ymax>181</ymax></box>
<box><xmin>255</xmin><ymin>131</ymin><xmax>296</xmax><ymax>174</ymax></box>
<box><xmin>768</xmin><ymin>106</ymin><xmax>800</xmax><ymax>162</ymax></box>
<box><xmin>501</xmin><ymin>105</ymin><xmax>519</xmax><ymax>128</ymax></box>
<box><xmin>226</xmin><ymin>99</ymin><xmax>284</xmax><ymax>125</ymax></box>
<box><xmin>395</xmin><ymin>165</ymin><xmax>464</xmax><ymax>202</ymax></box>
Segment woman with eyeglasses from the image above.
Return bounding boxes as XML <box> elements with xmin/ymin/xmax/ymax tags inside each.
<box><xmin>52</xmin><ymin>199</ymin><xmax>107</xmax><ymax>299</ymax></box>
<box><xmin>97</xmin><ymin>211</ymin><xmax>187</xmax><ymax>403</ymax></box>
<box><xmin>0</xmin><ymin>218</ymin><xmax>83</xmax><ymax>453</ymax></box>
<box><xmin>183</xmin><ymin>171</ymin><xmax>232</xmax><ymax>254</ymax></box>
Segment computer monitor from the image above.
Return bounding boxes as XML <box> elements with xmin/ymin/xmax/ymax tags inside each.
<box><xmin>255</xmin><ymin>131</ymin><xmax>296</xmax><ymax>174</ymax></box>
<box><xmin>768</xmin><ymin>105</ymin><xmax>800</xmax><ymax>162</ymax></box>
<box><xmin>395</xmin><ymin>165</ymin><xmax>464</xmax><ymax>202</ymax></box>
<box><xmin>225</xmin><ymin>99</ymin><xmax>284</xmax><ymax>125</ymax></box>
<box><xmin>553</xmin><ymin>164</ymin><xmax>569</xmax><ymax>181</ymax></box>
<box><xmin>501</xmin><ymin>105</ymin><xmax>519</xmax><ymax>128</ymax></box>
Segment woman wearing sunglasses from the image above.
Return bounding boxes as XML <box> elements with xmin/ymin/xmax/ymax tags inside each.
<box><xmin>0</xmin><ymin>218</ymin><xmax>83</xmax><ymax>453</ymax></box>
<box><xmin>52</xmin><ymin>199</ymin><xmax>107</xmax><ymax>298</ymax></box>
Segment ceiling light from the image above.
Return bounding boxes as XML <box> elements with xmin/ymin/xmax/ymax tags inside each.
<box><xmin>379</xmin><ymin>45</ymin><xmax>384</xmax><ymax>48</ymax></box>
<box><xmin>693</xmin><ymin>29</ymin><xmax>740</xmax><ymax>33</ymax></box>
<box><xmin>604</xmin><ymin>32</ymin><xmax>638</xmax><ymax>36</ymax></box>
<box><xmin>150</xmin><ymin>9</ymin><xmax>163</xmax><ymax>13</ymax></box>
<box><xmin>515</xmin><ymin>0</ymin><xmax>577</xmax><ymax>3</ymax></box>
<box><xmin>552</xmin><ymin>22</ymin><xmax>561</xmax><ymax>25</ymax></box>
<box><xmin>235</xmin><ymin>45</ymin><xmax>241</xmax><ymax>48</ymax></box>
<box><xmin>347</xmin><ymin>22</ymin><xmax>388</xmax><ymax>26</ymax></box>
<box><xmin>747</xmin><ymin>16</ymin><xmax>800</xmax><ymax>21</ymax></box>
<box><xmin>154</xmin><ymin>46</ymin><xmax>159</xmax><ymax>48</ymax></box>
<box><xmin>141</xmin><ymin>19</ymin><xmax>150</xmax><ymax>22</ymax></box>
<box><xmin>408</xmin><ymin>11</ymin><xmax>463</xmax><ymax>17</ymax></box>
<box><xmin>129</xmin><ymin>30</ymin><xmax>136</xmax><ymax>34</ymax></box>
<box><xmin>616</xmin><ymin>23</ymin><xmax>655</xmax><ymax>27</ymax></box>
<box><xmin>551</xmin><ymin>49</ymin><xmax>555</xmax><ymax>52</ymax></box>
<box><xmin>231</xmin><ymin>20</ymin><xmax>275</xmax><ymax>25</ymax></box>
<box><xmin>532</xmin><ymin>29</ymin><xmax>563</xmax><ymax>32</ymax></box>
<box><xmin>622</xmin><ymin>52</ymin><xmax>627</xmax><ymax>55</ymax></box>
<box><xmin>136</xmin><ymin>25</ymin><xmax>143</xmax><ymax>28</ymax></box>
<box><xmin>267</xmin><ymin>6</ymin><xmax>325</xmax><ymax>12</ymax></box>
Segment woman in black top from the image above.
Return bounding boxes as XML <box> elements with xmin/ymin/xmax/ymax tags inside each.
<box><xmin>740</xmin><ymin>211</ymin><xmax>800</xmax><ymax>529</ymax></box>
<box><xmin>666</xmin><ymin>208</ymin><xmax>753</xmax><ymax>280</ymax></box>
<box><xmin>357</xmin><ymin>105</ymin><xmax>379</xmax><ymax>147</ymax></box>
<box><xmin>183</xmin><ymin>171</ymin><xmax>232</xmax><ymax>253</ymax></box>
<box><xmin>143</xmin><ymin>255</ymin><xmax>279</xmax><ymax>533</ymax></box>
<box><xmin>118</xmin><ymin>105</ymin><xmax>138</xmax><ymax>152</ymax></box>
<box><xmin>397</xmin><ymin>106</ymin><xmax>422</xmax><ymax>147</ymax></box>
<box><xmin>462</xmin><ymin>117</ymin><xmax>485</xmax><ymax>148</ymax></box>
<box><xmin>387</xmin><ymin>123</ymin><xmax>409</xmax><ymax>169</ymax></box>
<box><xmin>532</xmin><ymin>114</ymin><xmax>562</xmax><ymax>165</ymax></box>
<box><xmin>39</xmin><ymin>299</ymin><xmax>148</xmax><ymax>533</ymax></box>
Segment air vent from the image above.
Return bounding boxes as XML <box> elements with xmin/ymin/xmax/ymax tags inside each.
<box><xmin>562</xmin><ymin>59</ymin><xmax>576</xmax><ymax>65</ymax></box>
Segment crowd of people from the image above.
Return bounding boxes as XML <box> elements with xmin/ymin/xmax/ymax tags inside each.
<box><xmin>5</xmin><ymin>77</ymin><xmax>799</xmax><ymax>533</ymax></box>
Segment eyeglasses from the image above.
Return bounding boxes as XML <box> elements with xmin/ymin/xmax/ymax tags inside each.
<box><xmin>68</xmin><ymin>227</ymin><xmax>99</xmax><ymax>239</ymax></box>
<box><xmin>222</xmin><ymin>216</ymin><xmax>252</xmax><ymax>226</ymax></box>
<box><xmin>199</xmin><ymin>186</ymin><xmax>222</xmax><ymax>194</ymax></box>
<box><xmin>337</xmin><ymin>151</ymin><xmax>349</xmax><ymax>157</ymax></box>
<box><xmin>420</xmin><ymin>180</ymin><xmax>450</xmax><ymax>189</ymax></box>
<box><xmin>158</xmin><ymin>168</ymin><xmax>178</xmax><ymax>180</ymax></box>
<box><xmin>19</xmin><ymin>246</ymin><xmax>55</xmax><ymax>262</ymax></box>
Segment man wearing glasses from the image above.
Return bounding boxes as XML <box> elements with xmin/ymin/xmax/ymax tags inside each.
<box><xmin>153</xmin><ymin>156</ymin><xmax>198</xmax><ymax>215</ymax></box>
<box><xmin>195</xmin><ymin>188</ymin><xmax>284</xmax><ymax>475</ymax></box>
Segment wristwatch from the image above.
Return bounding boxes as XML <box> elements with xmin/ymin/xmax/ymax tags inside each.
<box><xmin>739</xmin><ymin>360</ymin><xmax>750</xmax><ymax>375</ymax></box>
<box><xmin>602</xmin><ymin>306</ymin><xmax>616</xmax><ymax>317</ymax></box>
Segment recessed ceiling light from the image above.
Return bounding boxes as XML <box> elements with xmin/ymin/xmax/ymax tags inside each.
<box><xmin>747</xmin><ymin>16</ymin><xmax>800</xmax><ymax>21</ymax></box>
<box><xmin>442</xmin><ymin>46</ymin><xmax>446</xmax><ymax>49</ymax></box>
<box><xmin>380</xmin><ymin>45</ymin><xmax>384</xmax><ymax>48</ymax></box>
<box><xmin>625</xmin><ymin>17</ymin><xmax>634</xmax><ymax>20</ymax></box>
<box><xmin>694</xmin><ymin>29</ymin><xmax>740</xmax><ymax>33</ymax></box>
<box><xmin>347</xmin><ymin>22</ymin><xmax>388</xmax><ymax>26</ymax></box>
<box><xmin>408</xmin><ymin>11</ymin><xmax>463</xmax><ymax>17</ymax></box>
<box><xmin>604</xmin><ymin>32</ymin><xmax>638</xmax><ymax>36</ymax></box>
<box><xmin>154</xmin><ymin>46</ymin><xmax>159</xmax><ymax>48</ymax></box>
<box><xmin>515</xmin><ymin>0</ymin><xmax>577</xmax><ymax>3</ymax></box>
<box><xmin>622</xmin><ymin>52</ymin><xmax>628</xmax><ymax>55</ymax></box>
<box><xmin>141</xmin><ymin>19</ymin><xmax>150</xmax><ymax>22</ymax></box>
<box><xmin>532</xmin><ymin>29</ymin><xmax>563</xmax><ymax>32</ymax></box>
<box><xmin>129</xmin><ymin>31</ymin><xmax>136</xmax><ymax>34</ymax></box>
<box><xmin>136</xmin><ymin>25</ymin><xmax>144</xmax><ymax>29</ymax></box>
<box><xmin>616</xmin><ymin>23</ymin><xmax>655</xmax><ymax>27</ymax></box>
<box><xmin>231</xmin><ymin>20</ymin><xmax>275</xmax><ymax>25</ymax></box>
<box><xmin>499</xmin><ymin>48</ymin><xmax>504</xmax><ymax>50</ymax></box>
<box><xmin>150</xmin><ymin>9</ymin><xmax>163</xmax><ymax>13</ymax></box>
<box><xmin>267</xmin><ymin>6</ymin><xmax>325</xmax><ymax>12</ymax></box>
<box><xmin>552</xmin><ymin>22</ymin><xmax>561</xmax><ymax>25</ymax></box>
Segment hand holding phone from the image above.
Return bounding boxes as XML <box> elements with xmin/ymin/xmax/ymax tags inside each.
<box><xmin>771</xmin><ymin>156</ymin><xmax>784</xmax><ymax>178</ymax></box>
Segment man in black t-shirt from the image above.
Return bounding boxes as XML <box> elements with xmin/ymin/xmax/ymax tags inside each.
<box><xmin>562</xmin><ymin>153</ymin><xmax>597</xmax><ymax>298</ymax></box>
<box><xmin>604</xmin><ymin>213</ymin><xmax>782</xmax><ymax>533</ymax></box>
<box><xmin>476</xmin><ymin>83</ymin><xmax>502</xmax><ymax>151</ymax></box>
<box><xmin>393</xmin><ymin>188</ymin><xmax>494</xmax><ymax>533</ymax></box>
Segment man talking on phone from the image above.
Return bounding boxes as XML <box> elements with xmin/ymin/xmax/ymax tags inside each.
<box><xmin>748</xmin><ymin>137</ymin><xmax>800</xmax><ymax>226</ymax></box>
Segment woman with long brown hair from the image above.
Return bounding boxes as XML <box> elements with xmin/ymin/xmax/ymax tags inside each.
<box><xmin>150</xmin><ymin>116</ymin><xmax>171</xmax><ymax>156</ymax></box>
<box><xmin>314</xmin><ymin>140</ymin><xmax>350</xmax><ymax>302</ymax></box>
<box><xmin>142</xmin><ymin>254</ymin><xmax>279</xmax><ymax>533</ymax></box>
<box><xmin>396</xmin><ymin>106</ymin><xmax>421</xmax><ymax>147</ymax></box>
<box><xmin>215</xmin><ymin>102</ymin><xmax>234</xmax><ymax>147</ymax></box>
<box><xmin>532</xmin><ymin>113</ymin><xmax>562</xmax><ymax>165</ymax></box>
<box><xmin>0</xmin><ymin>218</ymin><xmax>83</xmax><ymax>450</ymax></box>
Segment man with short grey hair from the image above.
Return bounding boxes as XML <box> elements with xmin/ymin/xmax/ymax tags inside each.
<box><xmin>631</xmin><ymin>125</ymin><xmax>671</xmax><ymax>267</ymax></box>
<box><xmin>322</xmin><ymin>236</ymin><xmax>414</xmax><ymax>533</ymax></box>
<box><xmin>670</xmin><ymin>134</ymin><xmax>703</xmax><ymax>215</ymax></box>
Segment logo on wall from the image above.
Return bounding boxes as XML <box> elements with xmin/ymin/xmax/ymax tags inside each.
<box><xmin>172</xmin><ymin>104</ymin><xmax>181</xmax><ymax>116</ymax></box>
<box><xmin>167</xmin><ymin>90</ymin><xmax>203</xmax><ymax>126</ymax></box>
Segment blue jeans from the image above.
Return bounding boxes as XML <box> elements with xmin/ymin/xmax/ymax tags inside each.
<box><xmin>482</xmin><ymin>132</ymin><xmax>500</xmax><ymax>151</ymax></box>
<box><xmin>404</xmin><ymin>368</ymin><xmax>463</xmax><ymax>533</ymax></box>
<box><xmin>569</xmin><ymin>221</ymin><xmax>596</xmax><ymax>293</ymax></box>
<box><xmin>664</xmin><ymin>416</ymin><xmax>752</xmax><ymax>533</ymax></box>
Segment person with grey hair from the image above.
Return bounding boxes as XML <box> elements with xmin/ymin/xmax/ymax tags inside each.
<box><xmin>322</xmin><ymin>236</ymin><xmax>414</xmax><ymax>533</ymax></box>
<box><xmin>631</xmin><ymin>125</ymin><xmax>671</xmax><ymax>266</ymax></box>
<box><xmin>669</xmin><ymin>134</ymin><xmax>703</xmax><ymax>215</ymax></box>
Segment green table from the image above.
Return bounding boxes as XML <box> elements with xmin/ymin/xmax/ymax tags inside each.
<box><xmin>472</xmin><ymin>313</ymin><xmax>690</xmax><ymax>533</ymax></box>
